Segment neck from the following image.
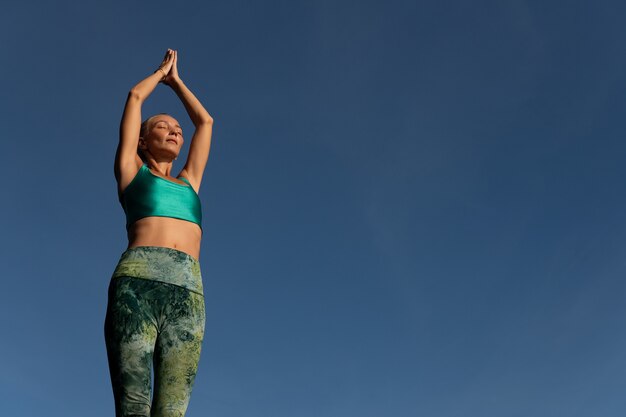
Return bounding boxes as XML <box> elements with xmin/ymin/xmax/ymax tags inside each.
<box><xmin>145</xmin><ymin>158</ymin><xmax>174</xmax><ymax>176</ymax></box>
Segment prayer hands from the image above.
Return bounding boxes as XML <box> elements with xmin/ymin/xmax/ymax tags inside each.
<box><xmin>157</xmin><ymin>49</ymin><xmax>181</xmax><ymax>87</ymax></box>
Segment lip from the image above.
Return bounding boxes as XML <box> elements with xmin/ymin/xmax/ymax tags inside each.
<box><xmin>166</xmin><ymin>139</ymin><xmax>178</xmax><ymax>145</ymax></box>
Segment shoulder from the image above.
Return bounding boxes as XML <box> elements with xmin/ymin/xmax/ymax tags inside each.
<box><xmin>177</xmin><ymin>168</ymin><xmax>200</xmax><ymax>194</ymax></box>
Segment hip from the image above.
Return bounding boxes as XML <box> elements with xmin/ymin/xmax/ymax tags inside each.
<box><xmin>111</xmin><ymin>246</ymin><xmax>203</xmax><ymax>295</ymax></box>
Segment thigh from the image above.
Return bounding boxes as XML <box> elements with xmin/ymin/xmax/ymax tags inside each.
<box><xmin>104</xmin><ymin>277</ymin><xmax>159</xmax><ymax>417</ymax></box>
<box><xmin>152</xmin><ymin>288</ymin><xmax>205</xmax><ymax>417</ymax></box>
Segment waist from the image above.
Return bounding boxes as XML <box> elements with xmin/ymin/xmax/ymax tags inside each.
<box><xmin>112</xmin><ymin>246</ymin><xmax>203</xmax><ymax>295</ymax></box>
<box><xmin>127</xmin><ymin>217</ymin><xmax>202</xmax><ymax>258</ymax></box>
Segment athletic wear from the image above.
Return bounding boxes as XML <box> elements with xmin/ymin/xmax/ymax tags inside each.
<box><xmin>112</xmin><ymin>246</ymin><xmax>203</xmax><ymax>295</ymax></box>
<box><xmin>120</xmin><ymin>164</ymin><xmax>202</xmax><ymax>230</ymax></box>
<box><xmin>105</xmin><ymin>246</ymin><xmax>205</xmax><ymax>417</ymax></box>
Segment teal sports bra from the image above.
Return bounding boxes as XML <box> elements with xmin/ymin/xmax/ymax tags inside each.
<box><xmin>120</xmin><ymin>164</ymin><xmax>202</xmax><ymax>230</ymax></box>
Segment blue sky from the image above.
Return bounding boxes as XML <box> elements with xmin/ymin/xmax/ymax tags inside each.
<box><xmin>2</xmin><ymin>1</ymin><xmax>626</xmax><ymax>416</ymax></box>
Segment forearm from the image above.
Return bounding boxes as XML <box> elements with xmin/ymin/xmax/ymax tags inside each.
<box><xmin>118</xmin><ymin>70</ymin><xmax>164</xmax><ymax>166</ymax></box>
<box><xmin>129</xmin><ymin>70</ymin><xmax>164</xmax><ymax>102</ymax></box>
<box><xmin>169</xmin><ymin>79</ymin><xmax>213</xmax><ymax>126</ymax></box>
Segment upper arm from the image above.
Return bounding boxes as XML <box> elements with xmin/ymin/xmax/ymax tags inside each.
<box><xmin>179</xmin><ymin>120</ymin><xmax>213</xmax><ymax>192</ymax></box>
<box><xmin>115</xmin><ymin>91</ymin><xmax>143</xmax><ymax>192</ymax></box>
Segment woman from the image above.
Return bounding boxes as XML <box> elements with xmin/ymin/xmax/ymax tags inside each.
<box><xmin>104</xmin><ymin>49</ymin><xmax>213</xmax><ymax>417</ymax></box>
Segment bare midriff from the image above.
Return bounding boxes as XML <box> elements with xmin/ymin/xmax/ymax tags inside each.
<box><xmin>127</xmin><ymin>216</ymin><xmax>202</xmax><ymax>260</ymax></box>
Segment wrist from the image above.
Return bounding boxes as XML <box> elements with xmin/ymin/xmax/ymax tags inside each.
<box><xmin>154</xmin><ymin>68</ymin><xmax>167</xmax><ymax>82</ymax></box>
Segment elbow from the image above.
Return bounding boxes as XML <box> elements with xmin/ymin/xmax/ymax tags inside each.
<box><xmin>199</xmin><ymin>115</ymin><xmax>214</xmax><ymax>126</ymax></box>
<box><xmin>128</xmin><ymin>88</ymin><xmax>144</xmax><ymax>102</ymax></box>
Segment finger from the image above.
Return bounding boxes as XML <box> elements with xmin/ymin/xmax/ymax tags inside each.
<box><xmin>161</xmin><ymin>51</ymin><xmax>174</xmax><ymax>71</ymax></box>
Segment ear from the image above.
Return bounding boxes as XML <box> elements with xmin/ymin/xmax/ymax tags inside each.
<box><xmin>138</xmin><ymin>136</ymin><xmax>147</xmax><ymax>150</ymax></box>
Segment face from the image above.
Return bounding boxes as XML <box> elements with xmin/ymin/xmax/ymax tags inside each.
<box><xmin>139</xmin><ymin>114</ymin><xmax>184</xmax><ymax>161</ymax></box>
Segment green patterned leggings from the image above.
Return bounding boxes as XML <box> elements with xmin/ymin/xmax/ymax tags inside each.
<box><xmin>104</xmin><ymin>247</ymin><xmax>205</xmax><ymax>417</ymax></box>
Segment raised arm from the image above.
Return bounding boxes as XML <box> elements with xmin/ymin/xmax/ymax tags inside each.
<box><xmin>164</xmin><ymin>51</ymin><xmax>214</xmax><ymax>192</ymax></box>
<box><xmin>115</xmin><ymin>50</ymin><xmax>176</xmax><ymax>192</ymax></box>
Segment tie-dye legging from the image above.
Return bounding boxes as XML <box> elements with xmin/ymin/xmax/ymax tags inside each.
<box><xmin>104</xmin><ymin>247</ymin><xmax>205</xmax><ymax>417</ymax></box>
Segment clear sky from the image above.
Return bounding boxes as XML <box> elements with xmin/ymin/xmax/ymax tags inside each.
<box><xmin>2</xmin><ymin>1</ymin><xmax>626</xmax><ymax>416</ymax></box>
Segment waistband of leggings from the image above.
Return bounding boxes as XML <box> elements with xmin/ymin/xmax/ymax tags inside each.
<box><xmin>112</xmin><ymin>246</ymin><xmax>203</xmax><ymax>295</ymax></box>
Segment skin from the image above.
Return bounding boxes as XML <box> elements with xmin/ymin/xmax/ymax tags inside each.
<box><xmin>115</xmin><ymin>49</ymin><xmax>213</xmax><ymax>260</ymax></box>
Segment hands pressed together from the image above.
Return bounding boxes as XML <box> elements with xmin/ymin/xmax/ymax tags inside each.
<box><xmin>156</xmin><ymin>48</ymin><xmax>181</xmax><ymax>87</ymax></box>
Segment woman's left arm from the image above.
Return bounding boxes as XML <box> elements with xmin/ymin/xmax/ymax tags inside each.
<box><xmin>165</xmin><ymin>51</ymin><xmax>214</xmax><ymax>192</ymax></box>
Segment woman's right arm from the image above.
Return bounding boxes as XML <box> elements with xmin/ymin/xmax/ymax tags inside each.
<box><xmin>115</xmin><ymin>49</ymin><xmax>175</xmax><ymax>191</ymax></box>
